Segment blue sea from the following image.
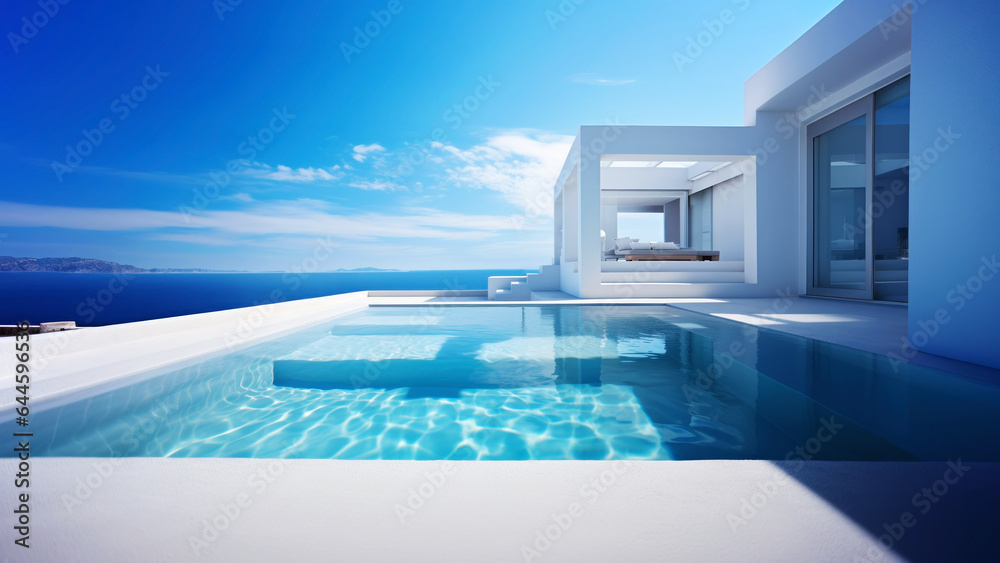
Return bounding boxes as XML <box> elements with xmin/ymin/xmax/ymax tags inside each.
<box><xmin>0</xmin><ymin>270</ymin><xmax>530</xmax><ymax>327</ymax></box>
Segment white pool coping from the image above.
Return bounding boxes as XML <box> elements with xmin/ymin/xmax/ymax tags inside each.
<box><xmin>0</xmin><ymin>291</ymin><xmax>369</xmax><ymax>416</ymax></box>
<box><xmin>2</xmin><ymin>291</ymin><xmax>999</xmax><ymax>561</ymax></box>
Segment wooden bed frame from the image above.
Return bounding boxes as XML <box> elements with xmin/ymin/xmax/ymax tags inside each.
<box><xmin>614</xmin><ymin>250</ymin><xmax>720</xmax><ymax>261</ymax></box>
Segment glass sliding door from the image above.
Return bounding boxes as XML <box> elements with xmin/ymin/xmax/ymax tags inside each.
<box><xmin>873</xmin><ymin>77</ymin><xmax>910</xmax><ymax>302</ymax></box>
<box><xmin>807</xmin><ymin>77</ymin><xmax>910</xmax><ymax>301</ymax></box>
<box><xmin>808</xmin><ymin>98</ymin><xmax>873</xmax><ymax>299</ymax></box>
<box><xmin>688</xmin><ymin>187</ymin><xmax>712</xmax><ymax>250</ymax></box>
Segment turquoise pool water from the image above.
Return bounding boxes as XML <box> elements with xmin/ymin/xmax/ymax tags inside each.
<box><xmin>8</xmin><ymin>305</ymin><xmax>1000</xmax><ymax>460</ymax></box>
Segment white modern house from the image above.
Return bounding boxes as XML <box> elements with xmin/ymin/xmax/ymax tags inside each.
<box><xmin>491</xmin><ymin>0</ymin><xmax>1000</xmax><ymax>371</ymax></box>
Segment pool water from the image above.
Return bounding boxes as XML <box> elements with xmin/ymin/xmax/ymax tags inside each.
<box><xmin>9</xmin><ymin>305</ymin><xmax>1000</xmax><ymax>460</ymax></box>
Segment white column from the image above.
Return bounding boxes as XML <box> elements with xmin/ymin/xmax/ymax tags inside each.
<box><xmin>578</xmin><ymin>127</ymin><xmax>604</xmax><ymax>297</ymax></box>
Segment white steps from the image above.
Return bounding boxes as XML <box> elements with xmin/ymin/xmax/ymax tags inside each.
<box><xmin>494</xmin><ymin>279</ymin><xmax>530</xmax><ymax>301</ymax></box>
<box><xmin>488</xmin><ymin>264</ymin><xmax>561</xmax><ymax>301</ymax></box>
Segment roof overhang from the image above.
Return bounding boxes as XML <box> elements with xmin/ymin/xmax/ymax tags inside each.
<box><xmin>744</xmin><ymin>0</ymin><xmax>914</xmax><ymax>124</ymax></box>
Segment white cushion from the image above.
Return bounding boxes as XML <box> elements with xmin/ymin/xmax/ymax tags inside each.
<box><xmin>631</xmin><ymin>242</ymin><xmax>653</xmax><ymax>250</ymax></box>
<box><xmin>651</xmin><ymin>242</ymin><xmax>679</xmax><ymax>250</ymax></box>
<box><xmin>614</xmin><ymin>237</ymin><xmax>632</xmax><ymax>251</ymax></box>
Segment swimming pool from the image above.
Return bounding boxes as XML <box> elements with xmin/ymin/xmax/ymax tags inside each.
<box><xmin>7</xmin><ymin>305</ymin><xmax>1000</xmax><ymax>460</ymax></box>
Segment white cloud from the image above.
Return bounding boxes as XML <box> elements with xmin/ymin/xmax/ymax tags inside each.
<box><xmin>347</xmin><ymin>179</ymin><xmax>406</xmax><ymax>191</ymax></box>
<box><xmin>6</xmin><ymin>130</ymin><xmax>577</xmax><ymax>268</ymax></box>
<box><xmin>0</xmin><ymin>200</ymin><xmax>545</xmax><ymax>242</ymax></box>
<box><xmin>264</xmin><ymin>165</ymin><xmax>343</xmax><ymax>182</ymax></box>
<box><xmin>352</xmin><ymin>143</ymin><xmax>386</xmax><ymax>162</ymax></box>
<box><xmin>0</xmin><ymin>202</ymin><xmax>190</xmax><ymax>231</ymax></box>
<box><xmin>569</xmin><ymin>73</ymin><xmax>635</xmax><ymax>86</ymax></box>
<box><xmin>438</xmin><ymin>131</ymin><xmax>574</xmax><ymax>216</ymax></box>
<box><xmin>240</xmin><ymin>163</ymin><xmax>344</xmax><ymax>183</ymax></box>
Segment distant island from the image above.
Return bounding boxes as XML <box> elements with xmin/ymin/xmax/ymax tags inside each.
<box><xmin>0</xmin><ymin>257</ymin><xmax>245</xmax><ymax>273</ymax></box>
<box><xmin>0</xmin><ymin>256</ymin><xmax>399</xmax><ymax>274</ymax></box>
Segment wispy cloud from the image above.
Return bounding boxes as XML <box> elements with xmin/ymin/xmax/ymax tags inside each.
<box><xmin>263</xmin><ymin>165</ymin><xmax>344</xmax><ymax>182</ymax></box>
<box><xmin>236</xmin><ymin>162</ymin><xmax>345</xmax><ymax>183</ymax></box>
<box><xmin>0</xmin><ymin>200</ymin><xmax>545</xmax><ymax>242</ymax></box>
<box><xmin>352</xmin><ymin>143</ymin><xmax>385</xmax><ymax>162</ymax></box>
<box><xmin>37</xmin><ymin>162</ymin><xmax>346</xmax><ymax>188</ymax></box>
<box><xmin>569</xmin><ymin>73</ymin><xmax>635</xmax><ymax>86</ymax></box>
<box><xmin>347</xmin><ymin>179</ymin><xmax>406</xmax><ymax>191</ymax></box>
<box><xmin>31</xmin><ymin>163</ymin><xmax>206</xmax><ymax>186</ymax></box>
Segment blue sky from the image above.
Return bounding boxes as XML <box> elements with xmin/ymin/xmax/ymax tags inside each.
<box><xmin>0</xmin><ymin>0</ymin><xmax>841</xmax><ymax>271</ymax></box>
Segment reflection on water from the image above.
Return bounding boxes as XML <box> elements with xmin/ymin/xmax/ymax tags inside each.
<box><xmin>6</xmin><ymin>306</ymin><xmax>999</xmax><ymax>460</ymax></box>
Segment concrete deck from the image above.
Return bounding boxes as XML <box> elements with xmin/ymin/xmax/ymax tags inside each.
<box><xmin>2</xmin><ymin>458</ymin><xmax>997</xmax><ymax>562</ymax></box>
<box><xmin>669</xmin><ymin>296</ymin><xmax>1000</xmax><ymax>383</ymax></box>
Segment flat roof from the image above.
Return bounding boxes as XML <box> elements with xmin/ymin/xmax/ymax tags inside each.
<box><xmin>744</xmin><ymin>0</ymin><xmax>911</xmax><ymax>124</ymax></box>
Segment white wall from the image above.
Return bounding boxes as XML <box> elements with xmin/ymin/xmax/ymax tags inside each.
<box><xmin>908</xmin><ymin>0</ymin><xmax>1000</xmax><ymax>369</ymax></box>
<box><xmin>601</xmin><ymin>204</ymin><xmax>617</xmax><ymax>249</ymax></box>
<box><xmin>712</xmin><ymin>176</ymin><xmax>745</xmax><ymax>261</ymax></box>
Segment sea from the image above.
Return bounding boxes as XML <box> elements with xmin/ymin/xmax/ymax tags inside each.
<box><xmin>0</xmin><ymin>270</ymin><xmax>531</xmax><ymax>327</ymax></box>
